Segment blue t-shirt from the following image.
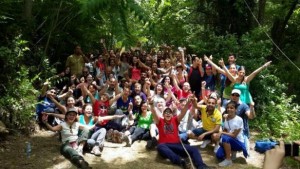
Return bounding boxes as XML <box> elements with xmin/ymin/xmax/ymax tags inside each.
<box><xmin>116</xmin><ymin>97</ymin><xmax>133</xmax><ymax>115</ymax></box>
<box><xmin>36</xmin><ymin>96</ymin><xmax>56</xmax><ymax>115</ymax></box>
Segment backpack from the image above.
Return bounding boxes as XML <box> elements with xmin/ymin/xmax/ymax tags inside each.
<box><xmin>254</xmin><ymin>139</ymin><xmax>278</xmax><ymax>153</ymax></box>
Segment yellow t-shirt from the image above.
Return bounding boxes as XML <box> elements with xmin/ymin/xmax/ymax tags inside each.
<box><xmin>200</xmin><ymin>106</ymin><xmax>222</xmax><ymax>131</ymax></box>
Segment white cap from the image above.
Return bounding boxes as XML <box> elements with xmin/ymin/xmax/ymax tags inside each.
<box><xmin>231</xmin><ymin>89</ymin><xmax>241</xmax><ymax>96</ymax></box>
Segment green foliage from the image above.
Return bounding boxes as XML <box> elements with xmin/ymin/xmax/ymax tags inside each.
<box><xmin>0</xmin><ymin>37</ymin><xmax>39</xmax><ymax>134</ymax></box>
<box><xmin>0</xmin><ymin>67</ymin><xmax>38</xmax><ymax>133</ymax></box>
<box><xmin>251</xmin><ymin>73</ymin><xmax>300</xmax><ymax>140</ymax></box>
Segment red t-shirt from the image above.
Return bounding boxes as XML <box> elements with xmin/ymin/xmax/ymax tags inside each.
<box><xmin>93</xmin><ymin>100</ymin><xmax>109</xmax><ymax>125</ymax></box>
<box><xmin>131</xmin><ymin>67</ymin><xmax>141</xmax><ymax>81</ymax></box>
<box><xmin>175</xmin><ymin>89</ymin><xmax>189</xmax><ymax>100</ymax></box>
<box><xmin>157</xmin><ymin>116</ymin><xmax>180</xmax><ymax>144</ymax></box>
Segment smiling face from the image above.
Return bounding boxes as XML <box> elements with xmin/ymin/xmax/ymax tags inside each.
<box><xmin>66</xmin><ymin>112</ymin><xmax>77</xmax><ymax>122</ymax></box>
<box><xmin>155</xmin><ymin>84</ymin><xmax>163</xmax><ymax>94</ymax></box>
<box><xmin>141</xmin><ymin>102</ymin><xmax>148</xmax><ymax>112</ymax></box>
<box><xmin>229</xmin><ymin>64</ymin><xmax>237</xmax><ymax>75</ymax></box>
<box><xmin>237</xmin><ymin>66</ymin><xmax>246</xmax><ymax>78</ymax></box>
<box><xmin>66</xmin><ymin>97</ymin><xmax>75</xmax><ymax>107</ymax></box>
<box><xmin>206</xmin><ymin>98</ymin><xmax>217</xmax><ymax>112</ymax></box>
<box><xmin>163</xmin><ymin>108</ymin><xmax>173</xmax><ymax>121</ymax></box>
<box><xmin>226</xmin><ymin>102</ymin><xmax>237</xmax><ymax>119</ymax></box>
<box><xmin>84</xmin><ymin>105</ymin><xmax>93</xmax><ymax>117</ymax></box>
<box><xmin>134</xmin><ymin>95</ymin><xmax>142</xmax><ymax>106</ymax></box>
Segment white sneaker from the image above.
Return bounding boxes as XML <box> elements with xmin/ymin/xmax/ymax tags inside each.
<box><xmin>200</xmin><ymin>140</ymin><xmax>211</xmax><ymax>148</ymax></box>
<box><xmin>214</xmin><ymin>144</ymin><xmax>220</xmax><ymax>153</ymax></box>
<box><xmin>91</xmin><ymin>146</ymin><xmax>101</xmax><ymax>156</ymax></box>
<box><xmin>218</xmin><ymin>159</ymin><xmax>232</xmax><ymax>167</ymax></box>
<box><xmin>231</xmin><ymin>151</ymin><xmax>237</xmax><ymax>160</ymax></box>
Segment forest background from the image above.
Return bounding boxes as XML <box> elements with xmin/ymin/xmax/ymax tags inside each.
<box><xmin>0</xmin><ymin>0</ymin><xmax>299</xmax><ymax>144</ymax></box>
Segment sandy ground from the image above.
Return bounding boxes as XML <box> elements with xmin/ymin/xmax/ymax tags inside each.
<box><xmin>0</xmin><ymin>129</ymin><xmax>268</xmax><ymax>169</ymax></box>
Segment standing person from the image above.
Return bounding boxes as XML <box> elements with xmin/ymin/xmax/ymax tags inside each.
<box><xmin>41</xmin><ymin>108</ymin><xmax>92</xmax><ymax>169</ymax></box>
<box><xmin>188</xmin><ymin>55</ymin><xmax>204</xmax><ymax>99</ymax></box>
<box><xmin>223</xmin><ymin>61</ymin><xmax>272</xmax><ymax>105</ymax></box>
<box><xmin>66</xmin><ymin>45</ymin><xmax>90</xmax><ymax>77</ymax></box>
<box><xmin>149</xmin><ymin>95</ymin><xmax>210</xmax><ymax>169</ymax></box>
<box><xmin>216</xmin><ymin>101</ymin><xmax>248</xmax><ymax>167</ymax></box>
<box><xmin>220</xmin><ymin>54</ymin><xmax>240</xmax><ymax>100</ymax></box>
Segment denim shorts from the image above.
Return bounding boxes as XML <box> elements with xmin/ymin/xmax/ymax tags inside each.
<box><xmin>192</xmin><ymin>128</ymin><xmax>212</xmax><ymax>140</ymax></box>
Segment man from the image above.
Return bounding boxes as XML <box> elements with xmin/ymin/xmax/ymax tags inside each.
<box><xmin>66</xmin><ymin>45</ymin><xmax>90</xmax><ymax>77</ymax></box>
<box><xmin>149</xmin><ymin>95</ymin><xmax>210</xmax><ymax>169</ymax></box>
<box><xmin>188</xmin><ymin>55</ymin><xmax>204</xmax><ymax>99</ymax></box>
<box><xmin>184</xmin><ymin>97</ymin><xmax>222</xmax><ymax>152</ymax></box>
<box><xmin>221</xmin><ymin>89</ymin><xmax>255</xmax><ymax>154</ymax></box>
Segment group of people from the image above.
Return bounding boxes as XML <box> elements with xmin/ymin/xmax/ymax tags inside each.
<box><xmin>36</xmin><ymin>41</ymin><xmax>273</xmax><ymax>169</ymax></box>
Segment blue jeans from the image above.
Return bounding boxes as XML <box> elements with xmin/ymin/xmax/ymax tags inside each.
<box><xmin>157</xmin><ymin>143</ymin><xmax>206</xmax><ymax>168</ymax></box>
<box><xmin>87</xmin><ymin>128</ymin><xmax>107</xmax><ymax>147</ymax></box>
<box><xmin>216</xmin><ymin>134</ymin><xmax>248</xmax><ymax>160</ymax></box>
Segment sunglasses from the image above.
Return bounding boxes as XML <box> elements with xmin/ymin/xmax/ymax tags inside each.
<box><xmin>163</xmin><ymin>110</ymin><xmax>173</xmax><ymax>115</ymax></box>
<box><xmin>231</xmin><ymin>94</ymin><xmax>240</xmax><ymax>97</ymax></box>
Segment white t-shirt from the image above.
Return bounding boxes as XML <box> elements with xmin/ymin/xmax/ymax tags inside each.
<box><xmin>61</xmin><ymin>122</ymin><xmax>79</xmax><ymax>143</ymax></box>
<box><xmin>224</xmin><ymin>115</ymin><xmax>244</xmax><ymax>143</ymax></box>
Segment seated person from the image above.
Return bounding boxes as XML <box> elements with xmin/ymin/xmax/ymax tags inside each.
<box><xmin>182</xmin><ymin>97</ymin><xmax>222</xmax><ymax>152</ymax></box>
<box><xmin>215</xmin><ymin>101</ymin><xmax>248</xmax><ymax>167</ymax></box>
<box><xmin>149</xmin><ymin>95</ymin><xmax>210</xmax><ymax>169</ymax></box>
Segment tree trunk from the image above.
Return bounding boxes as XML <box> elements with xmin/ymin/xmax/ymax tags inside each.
<box><xmin>270</xmin><ymin>0</ymin><xmax>299</xmax><ymax>58</ymax></box>
<box><xmin>23</xmin><ymin>0</ymin><xmax>33</xmax><ymax>22</ymax></box>
<box><xmin>257</xmin><ymin>0</ymin><xmax>266</xmax><ymax>25</ymax></box>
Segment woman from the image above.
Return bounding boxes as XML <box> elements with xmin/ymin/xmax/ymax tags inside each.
<box><xmin>123</xmin><ymin>101</ymin><xmax>153</xmax><ymax>146</ymax></box>
<box><xmin>223</xmin><ymin>61</ymin><xmax>271</xmax><ymax>105</ymax></box>
<box><xmin>43</xmin><ymin>104</ymin><xmax>124</xmax><ymax>156</ymax></box>
<box><xmin>215</xmin><ymin>101</ymin><xmax>248</xmax><ymax>167</ymax></box>
<box><xmin>204</xmin><ymin>56</ymin><xmax>238</xmax><ymax>103</ymax></box>
<box><xmin>174</xmin><ymin>63</ymin><xmax>188</xmax><ymax>88</ymax></box>
<box><xmin>48</xmin><ymin>95</ymin><xmax>82</xmax><ymax>115</ymax></box>
<box><xmin>82</xmin><ymin>104</ymin><xmax>123</xmax><ymax>156</ymax></box>
<box><xmin>42</xmin><ymin>108</ymin><xmax>92</xmax><ymax>169</ymax></box>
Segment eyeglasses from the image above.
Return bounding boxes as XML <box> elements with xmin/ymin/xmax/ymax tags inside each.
<box><xmin>231</xmin><ymin>94</ymin><xmax>240</xmax><ymax>97</ymax></box>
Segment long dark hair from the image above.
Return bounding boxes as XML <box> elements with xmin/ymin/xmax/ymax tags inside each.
<box><xmin>238</xmin><ymin>66</ymin><xmax>246</xmax><ymax>83</ymax></box>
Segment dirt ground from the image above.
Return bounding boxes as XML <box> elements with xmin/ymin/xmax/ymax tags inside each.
<box><xmin>0</xmin><ymin>129</ymin><xmax>270</xmax><ymax>169</ymax></box>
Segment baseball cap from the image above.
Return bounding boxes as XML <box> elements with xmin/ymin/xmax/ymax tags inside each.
<box><xmin>231</xmin><ymin>89</ymin><xmax>241</xmax><ymax>96</ymax></box>
<box><xmin>66</xmin><ymin>107</ymin><xmax>78</xmax><ymax>115</ymax></box>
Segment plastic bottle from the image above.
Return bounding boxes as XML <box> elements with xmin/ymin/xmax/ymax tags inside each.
<box><xmin>25</xmin><ymin>142</ymin><xmax>31</xmax><ymax>158</ymax></box>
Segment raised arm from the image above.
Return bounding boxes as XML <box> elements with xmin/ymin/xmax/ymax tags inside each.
<box><xmin>149</xmin><ymin>97</ymin><xmax>160</xmax><ymax>124</ymax></box>
<box><xmin>171</xmin><ymin>73</ymin><xmax>180</xmax><ymax>91</ymax></box>
<box><xmin>204</xmin><ymin>55</ymin><xmax>226</xmax><ymax>75</ymax></box>
<box><xmin>48</xmin><ymin>94</ymin><xmax>67</xmax><ymax>114</ymax></box>
<box><xmin>82</xmin><ymin>85</ymin><xmax>96</xmax><ymax>104</ymax></box>
<box><xmin>177</xmin><ymin>95</ymin><xmax>192</xmax><ymax>122</ymax></box>
<box><xmin>109</xmin><ymin>91</ymin><xmax>123</xmax><ymax>106</ymax></box>
<box><xmin>245</xmin><ymin>61</ymin><xmax>271</xmax><ymax>83</ymax></box>
<box><xmin>220</xmin><ymin>58</ymin><xmax>236</xmax><ymax>82</ymax></box>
